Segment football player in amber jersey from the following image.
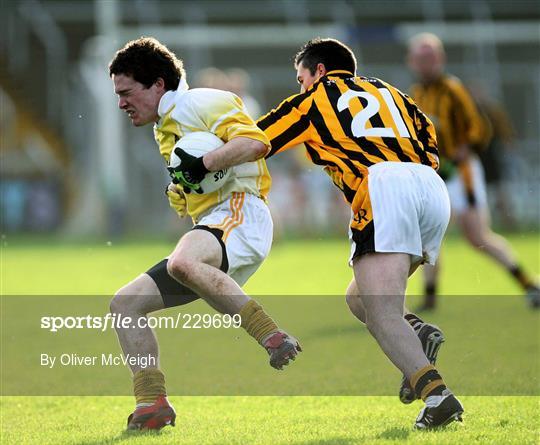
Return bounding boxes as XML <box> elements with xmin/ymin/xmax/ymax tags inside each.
<box><xmin>407</xmin><ymin>33</ymin><xmax>539</xmax><ymax>311</ymax></box>
<box><xmin>109</xmin><ymin>37</ymin><xmax>300</xmax><ymax>431</ymax></box>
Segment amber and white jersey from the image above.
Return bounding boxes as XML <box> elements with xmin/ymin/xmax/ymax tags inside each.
<box><xmin>154</xmin><ymin>81</ymin><xmax>272</xmax><ymax>222</ymax></box>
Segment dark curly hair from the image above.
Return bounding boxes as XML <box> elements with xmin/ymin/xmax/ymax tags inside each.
<box><xmin>294</xmin><ymin>38</ymin><xmax>357</xmax><ymax>75</ymax></box>
<box><xmin>109</xmin><ymin>37</ymin><xmax>185</xmax><ymax>90</ymax></box>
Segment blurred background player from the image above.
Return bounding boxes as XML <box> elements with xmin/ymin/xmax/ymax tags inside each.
<box><xmin>194</xmin><ymin>66</ymin><xmax>231</xmax><ymax>91</ymax></box>
<box><xmin>226</xmin><ymin>68</ymin><xmax>262</xmax><ymax>119</ymax></box>
<box><xmin>108</xmin><ymin>37</ymin><xmax>300</xmax><ymax>431</ymax></box>
<box><xmin>195</xmin><ymin>67</ymin><xmax>262</xmax><ymax>119</ymax></box>
<box><xmin>173</xmin><ymin>37</ymin><xmax>463</xmax><ymax>429</ymax></box>
<box><xmin>471</xmin><ymin>83</ymin><xmax>519</xmax><ymax>229</ymax></box>
<box><xmin>407</xmin><ymin>33</ymin><xmax>540</xmax><ymax>311</ymax></box>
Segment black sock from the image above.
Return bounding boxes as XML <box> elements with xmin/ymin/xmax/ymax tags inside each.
<box><xmin>509</xmin><ymin>264</ymin><xmax>535</xmax><ymax>290</ymax></box>
<box><xmin>411</xmin><ymin>365</ymin><xmax>447</xmax><ymax>400</ymax></box>
<box><xmin>424</xmin><ymin>283</ymin><xmax>437</xmax><ymax>307</ymax></box>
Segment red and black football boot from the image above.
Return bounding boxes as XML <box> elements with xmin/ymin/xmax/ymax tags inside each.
<box><xmin>127</xmin><ymin>395</ymin><xmax>176</xmax><ymax>431</ymax></box>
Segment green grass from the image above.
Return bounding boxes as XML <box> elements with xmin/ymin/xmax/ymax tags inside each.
<box><xmin>1</xmin><ymin>233</ymin><xmax>538</xmax><ymax>295</ymax></box>
<box><xmin>1</xmin><ymin>233</ymin><xmax>539</xmax><ymax>444</ymax></box>
<box><xmin>1</xmin><ymin>396</ymin><xmax>538</xmax><ymax>445</ymax></box>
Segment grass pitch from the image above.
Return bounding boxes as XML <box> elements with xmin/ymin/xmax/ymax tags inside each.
<box><xmin>1</xmin><ymin>396</ymin><xmax>538</xmax><ymax>445</ymax></box>
<box><xmin>1</xmin><ymin>233</ymin><xmax>539</xmax><ymax>295</ymax></box>
<box><xmin>1</xmin><ymin>233</ymin><xmax>539</xmax><ymax>444</ymax></box>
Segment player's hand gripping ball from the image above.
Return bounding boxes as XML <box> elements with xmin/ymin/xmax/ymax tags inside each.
<box><xmin>165</xmin><ymin>183</ymin><xmax>188</xmax><ymax>217</ymax></box>
<box><xmin>167</xmin><ymin>132</ymin><xmax>231</xmax><ymax>194</ymax></box>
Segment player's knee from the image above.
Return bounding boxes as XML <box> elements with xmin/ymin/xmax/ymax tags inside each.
<box><xmin>166</xmin><ymin>255</ymin><xmax>194</xmax><ymax>285</ymax></box>
<box><xmin>345</xmin><ymin>293</ymin><xmax>355</xmax><ymax>311</ymax></box>
<box><xmin>345</xmin><ymin>294</ymin><xmax>366</xmax><ymax>324</ymax></box>
<box><xmin>464</xmin><ymin>231</ymin><xmax>486</xmax><ymax>249</ymax></box>
<box><xmin>110</xmin><ymin>286</ymin><xmax>136</xmax><ymax>315</ymax></box>
<box><xmin>110</xmin><ymin>276</ymin><xmax>156</xmax><ymax>314</ymax></box>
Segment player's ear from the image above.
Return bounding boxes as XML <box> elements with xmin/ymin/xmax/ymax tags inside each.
<box><xmin>154</xmin><ymin>77</ymin><xmax>166</xmax><ymax>91</ymax></box>
<box><xmin>316</xmin><ymin>63</ymin><xmax>327</xmax><ymax>77</ymax></box>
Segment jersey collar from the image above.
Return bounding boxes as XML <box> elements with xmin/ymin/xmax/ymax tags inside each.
<box><xmin>157</xmin><ymin>77</ymin><xmax>189</xmax><ymax>118</ymax></box>
<box><xmin>325</xmin><ymin>70</ymin><xmax>355</xmax><ymax>77</ymax></box>
<box><xmin>306</xmin><ymin>70</ymin><xmax>355</xmax><ymax>92</ymax></box>
<box><xmin>420</xmin><ymin>73</ymin><xmax>446</xmax><ymax>86</ymax></box>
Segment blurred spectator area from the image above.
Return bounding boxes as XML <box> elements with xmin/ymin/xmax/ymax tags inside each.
<box><xmin>0</xmin><ymin>76</ymin><xmax>71</xmax><ymax>232</ymax></box>
<box><xmin>0</xmin><ymin>0</ymin><xmax>538</xmax><ymax>236</ymax></box>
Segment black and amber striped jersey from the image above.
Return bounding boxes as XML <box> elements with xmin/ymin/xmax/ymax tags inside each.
<box><xmin>410</xmin><ymin>74</ymin><xmax>491</xmax><ymax>160</ymax></box>
<box><xmin>410</xmin><ymin>74</ymin><xmax>492</xmax><ymax>204</ymax></box>
<box><xmin>257</xmin><ymin>70</ymin><xmax>439</xmax><ymax>216</ymax></box>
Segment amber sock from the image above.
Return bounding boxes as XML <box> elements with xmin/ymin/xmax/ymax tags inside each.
<box><xmin>133</xmin><ymin>368</ymin><xmax>166</xmax><ymax>405</ymax></box>
<box><xmin>410</xmin><ymin>364</ymin><xmax>447</xmax><ymax>400</ymax></box>
<box><xmin>239</xmin><ymin>299</ymin><xmax>279</xmax><ymax>344</ymax></box>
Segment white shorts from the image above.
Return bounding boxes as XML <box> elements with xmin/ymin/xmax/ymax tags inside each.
<box><xmin>349</xmin><ymin>162</ymin><xmax>450</xmax><ymax>266</ymax></box>
<box><xmin>198</xmin><ymin>192</ymin><xmax>273</xmax><ymax>286</ymax></box>
<box><xmin>445</xmin><ymin>155</ymin><xmax>488</xmax><ymax>214</ymax></box>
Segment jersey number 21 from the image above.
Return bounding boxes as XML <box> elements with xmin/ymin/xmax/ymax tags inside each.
<box><xmin>337</xmin><ymin>88</ymin><xmax>411</xmax><ymax>139</ymax></box>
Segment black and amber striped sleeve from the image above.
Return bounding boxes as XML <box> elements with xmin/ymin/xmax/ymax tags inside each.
<box><xmin>257</xmin><ymin>91</ymin><xmax>313</xmax><ymax>158</ymax></box>
<box><xmin>447</xmin><ymin>78</ymin><xmax>487</xmax><ymax>149</ymax></box>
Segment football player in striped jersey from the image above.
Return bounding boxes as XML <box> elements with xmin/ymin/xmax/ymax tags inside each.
<box><xmin>407</xmin><ymin>33</ymin><xmax>539</xmax><ymax>310</ymax></box>
<box><xmin>254</xmin><ymin>37</ymin><xmax>462</xmax><ymax>429</ymax></box>
<box><xmin>178</xmin><ymin>37</ymin><xmax>463</xmax><ymax>429</ymax></box>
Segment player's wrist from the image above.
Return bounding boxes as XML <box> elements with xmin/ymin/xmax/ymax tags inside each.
<box><xmin>194</xmin><ymin>156</ymin><xmax>210</xmax><ymax>175</ymax></box>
